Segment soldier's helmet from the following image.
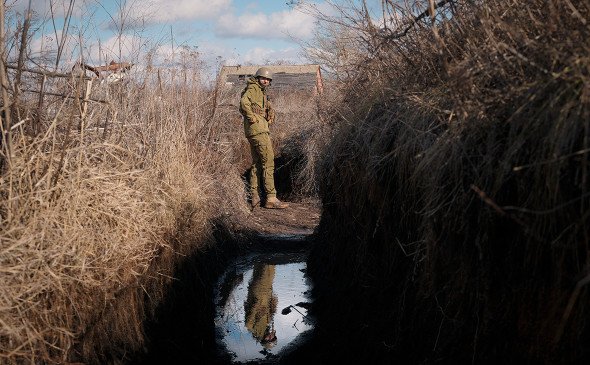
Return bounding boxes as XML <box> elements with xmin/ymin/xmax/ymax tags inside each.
<box><xmin>254</xmin><ymin>67</ymin><xmax>273</xmax><ymax>80</ymax></box>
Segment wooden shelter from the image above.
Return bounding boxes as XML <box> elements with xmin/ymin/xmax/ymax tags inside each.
<box><xmin>218</xmin><ymin>64</ymin><xmax>323</xmax><ymax>95</ymax></box>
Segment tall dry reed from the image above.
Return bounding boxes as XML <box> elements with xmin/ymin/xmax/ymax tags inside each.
<box><xmin>1</xmin><ymin>51</ymin><xmax>247</xmax><ymax>364</ymax></box>
<box><xmin>304</xmin><ymin>0</ymin><xmax>590</xmax><ymax>363</ymax></box>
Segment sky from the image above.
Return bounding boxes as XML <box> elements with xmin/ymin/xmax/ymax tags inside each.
<box><xmin>6</xmin><ymin>0</ymin><xmax>390</xmax><ymax>81</ymax></box>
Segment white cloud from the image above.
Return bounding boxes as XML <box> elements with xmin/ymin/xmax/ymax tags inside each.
<box><xmin>83</xmin><ymin>34</ymin><xmax>145</xmax><ymax>64</ymax></box>
<box><xmin>240</xmin><ymin>46</ymin><xmax>303</xmax><ymax>65</ymax></box>
<box><xmin>23</xmin><ymin>30</ymin><xmax>83</xmax><ymax>69</ymax></box>
<box><xmin>215</xmin><ymin>7</ymin><xmax>316</xmax><ymax>40</ymax></box>
<box><xmin>191</xmin><ymin>41</ymin><xmax>303</xmax><ymax>69</ymax></box>
<box><xmin>10</xmin><ymin>0</ymin><xmax>86</xmax><ymax>19</ymax></box>
<box><xmin>184</xmin><ymin>42</ymin><xmax>307</xmax><ymax>82</ymax></box>
<box><xmin>125</xmin><ymin>0</ymin><xmax>232</xmax><ymax>24</ymax></box>
<box><xmin>29</xmin><ymin>31</ymin><xmax>63</xmax><ymax>56</ymax></box>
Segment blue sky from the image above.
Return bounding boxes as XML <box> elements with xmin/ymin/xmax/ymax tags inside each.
<box><xmin>8</xmin><ymin>0</ymin><xmax>386</xmax><ymax>79</ymax></box>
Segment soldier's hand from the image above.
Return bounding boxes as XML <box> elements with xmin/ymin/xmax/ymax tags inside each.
<box><xmin>267</xmin><ymin>108</ymin><xmax>275</xmax><ymax>124</ymax></box>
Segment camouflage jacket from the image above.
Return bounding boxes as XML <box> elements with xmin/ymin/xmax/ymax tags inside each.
<box><xmin>239</xmin><ymin>77</ymin><xmax>275</xmax><ymax>137</ymax></box>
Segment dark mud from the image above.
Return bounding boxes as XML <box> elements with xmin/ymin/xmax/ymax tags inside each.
<box><xmin>131</xmin><ymin>201</ymin><xmax>321</xmax><ymax>365</ymax></box>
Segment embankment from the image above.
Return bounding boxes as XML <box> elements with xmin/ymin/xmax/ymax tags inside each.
<box><xmin>0</xmin><ymin>67</ymin><xmax>247</xmax><ymax>364</ymax></box>
<box><xmin>302</xmin><ymin>0</ymin><xmax>590</xmax><ymax>363</ymax></box>
<box><xmin>0</xmin><ymin>55</ymin><xmax>321</xmax><ymax>364</ymax></box>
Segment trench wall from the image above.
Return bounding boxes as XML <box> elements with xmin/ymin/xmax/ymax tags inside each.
<box><xmin>304</xmin><ymin>1</ymin><xmax>590</xmax><ymax>363</ymax></box>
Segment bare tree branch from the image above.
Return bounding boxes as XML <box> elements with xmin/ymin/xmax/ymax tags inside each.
<box><xmin>386</xmin><ymin>0</ymin><xmax>455</xmax><ymax>40</ymax></box>
<box><xmin>6</xmin><ymin>63</ymin><xmax>92</xmax><ymax>79</ymax></box>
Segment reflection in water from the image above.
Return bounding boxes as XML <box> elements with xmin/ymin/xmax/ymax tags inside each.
<box><xmin>244</xmin><ymin>264</ymin><xmax>278</xmax><ymax>349</ymax></box>
<box><xmin>215</xmin><ymin>254</ymin><xmax>313</xmax><ymax>363</ymax></box>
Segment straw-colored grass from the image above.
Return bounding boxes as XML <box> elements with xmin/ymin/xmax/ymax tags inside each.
<box><xmin>2</xmin><ymin>141</ymin><xmax>161</xmax><ymax>362</ymax></box>
<box><xmin>0</xmin><ymin>55</ymin><xmax>247</xmax><ymax>363</ymax></box>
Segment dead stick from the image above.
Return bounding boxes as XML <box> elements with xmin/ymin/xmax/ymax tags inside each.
<box><xmin>0</xmin><ymin>1</ymin><xmax>12</xmax><ymax>163</ymax></box>
<box><xmin>554</xmin><ymin>273</ymin><xmax>590</xmax><ymax>344</ymax></box>
<box><xmin>470</xmin><ymin>184</ymin><xmax>545</xmax><ymax>243</ymax></box>
<box><xmin>13</xmin><ymin>0</ymin><xmax>33</xmax><ymax>122</ymax></box>
<box><xmin>385</xmin><ymin>0</ymin><xmax>454</xmax><ymax>40</ymax></box>
<box><xmin>470</xmin><ymin>184</ymin><xmax>506</xmax><ymax>216</ymax></box>
<box><xmin>5</xmin><ymin>64</ymin><xmax>93</xmax><ymax>80</ymax></box>
<box><xmin>20</xmin><ymin>88</ymin><xmax>108</xmax><ymax>104</ymax></box>
<box><xmin>34</xmin><ymin>75</ymin><xmax>46</xmax><ymax>135</ymax></box>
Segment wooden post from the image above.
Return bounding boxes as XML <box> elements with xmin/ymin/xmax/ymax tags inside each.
<box><xmin>34</xmin><ymin>75</ymin><xmax>46</xmax><ymax>136</ymax></box>
<box><xmin>81</xmin><ymin>79</ymin><xmax>93</xmax><ymax>120</ymax></box>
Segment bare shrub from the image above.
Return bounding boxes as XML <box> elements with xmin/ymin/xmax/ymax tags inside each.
<box><xmin>306</xmin><ymin>0</ymin><xmax>590</xmax><ymax>363</ymax></box>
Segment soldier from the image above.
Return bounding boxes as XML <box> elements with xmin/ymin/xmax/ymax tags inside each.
<box><xmin>244</xmin><ymin>264</ymin><xmax>278</xmax><ymax>347</ymax></box>
<box><xmin>240</xmin><ymin>67</ymin><xmax>289</xmax><ymax>209</ymax></box>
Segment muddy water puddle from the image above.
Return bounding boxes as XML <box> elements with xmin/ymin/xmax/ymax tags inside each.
<box><xmin>214</xmin><ymin>251</ymin><xmax>313</xmax><ymax>363</ymax></box>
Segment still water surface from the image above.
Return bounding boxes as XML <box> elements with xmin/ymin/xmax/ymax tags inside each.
<box><xmin>214</xmin><ymin>252</ymin><xmax>313</xmax><ymax>363</ymax></box>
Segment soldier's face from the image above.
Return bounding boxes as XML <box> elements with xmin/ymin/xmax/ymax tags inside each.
<box><xmin>258</xmin><ymin>77</ymin><xmax>271</xmax><ymax>86</ymax></box>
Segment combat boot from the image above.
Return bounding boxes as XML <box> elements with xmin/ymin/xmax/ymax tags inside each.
<box><xmin>250</xmin><ymin>193</ymin><xmax>261</xmax><ymax>208</ymax></box>
<box><xmin>264</xmin><ymin>197</ymin><xmax>289</xmax><ymax>209</ymax></box>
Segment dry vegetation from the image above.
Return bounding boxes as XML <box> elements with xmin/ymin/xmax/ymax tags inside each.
<box><xmin>4</xmin><ymin>0</ymin><xmax>588</xmax><ymax>363</ymax></box>
<box><xmin>0</xmin><ymin>3</ymin><xmax>322</xmax><ymax>362</ymax></box>
<box><xmin>0</xmin><ymin>15</ymin><xmax>250</xmax><ymax>365</ymax></box>
<box><xmin>303</xmin><ymin>0</ymin><xmax>590</xmax><ymax>363</ymax></box>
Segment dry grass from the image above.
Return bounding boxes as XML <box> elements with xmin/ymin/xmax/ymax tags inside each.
<box><xmin>266</xmin><ymin>89</ymin><xmax>327</xmax><ymax>198</ymax></box>
<box><xmin>305</xmin><ymin>0</ymin><xmax>590</xmax><ymax>363</ymax></box>
<box><xmin>0</xmin><ymin>53</ymin><xmax>247</xmax><ymax>363</ymax></box>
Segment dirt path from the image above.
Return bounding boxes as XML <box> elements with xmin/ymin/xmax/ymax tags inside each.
<box><xmin>231</xmin><ymin>199</ymin><xmax>321</xmax><ymax>244</ymax></box>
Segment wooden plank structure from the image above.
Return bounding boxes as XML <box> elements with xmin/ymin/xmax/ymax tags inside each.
<box><xmin>2</xmin><ymin>61</ymin><xmax>132</xmax><ymax>136</ymax></box>
<box><xmin>218</xmin><ymin>64</ymin><xmax>323</xmax><ymax>95</ymax></box>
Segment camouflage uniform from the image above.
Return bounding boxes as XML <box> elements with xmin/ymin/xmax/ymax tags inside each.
<box><xmin>240</xmin><ymin>76</ymin><xmax>277</xmax><ymax>201</ymax></box>
<box><xmin>244</xmin><ymin>264</ymin><xmax>277</xmax><ymax>346</ymax></box>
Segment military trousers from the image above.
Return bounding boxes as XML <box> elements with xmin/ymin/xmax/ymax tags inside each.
<box><xmin>248</xmin><ymin>132</ymin><xmax>276</xmax><ymax>199</ymax></box>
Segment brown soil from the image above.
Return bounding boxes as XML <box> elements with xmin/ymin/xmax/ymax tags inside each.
<box><xmin>235</xmin><ymin>199</ymin><xmax>321</xmax><ymax>239</ymax></box>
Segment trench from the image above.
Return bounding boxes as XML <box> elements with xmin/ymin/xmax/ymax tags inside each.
<box><xmin>214</xmin><ymin>249</ymin><xmax>313</xmax><ymax>363</ymax></box>
<box><xmin>129</xmin><ymin>227</ymin><xmax>319</xmax><ymax>365</ymax></box>
<box><xmin>127</xmin><ymin>148</ymin><xmax>324</xmax><ymax>365</ymax></box>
